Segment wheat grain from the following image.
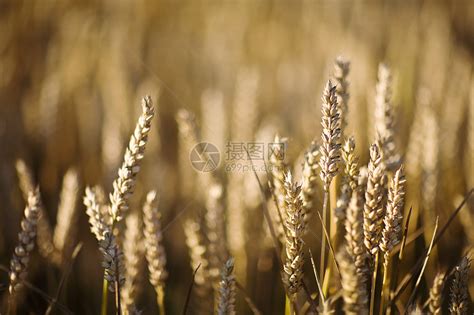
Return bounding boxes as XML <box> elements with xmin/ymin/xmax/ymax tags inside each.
<box><xmin>109</xmin><ymin>96</ymin><xmax>155</xmax><ymax>223</ymax></box>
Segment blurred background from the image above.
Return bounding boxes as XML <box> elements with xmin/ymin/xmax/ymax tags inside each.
<box><xmin>0</xmin><ymin>0</ymin><xmax>473</xmax><ymax>314</ymax></box>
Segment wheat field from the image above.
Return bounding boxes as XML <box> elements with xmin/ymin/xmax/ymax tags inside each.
<box><xmin>0</xmin><ymin>1</ymin><xmax>473</xmax><ymax>314</ymax></box>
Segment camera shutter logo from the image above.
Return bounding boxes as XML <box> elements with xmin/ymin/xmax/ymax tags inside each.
<box><xmin>190</xmin><ymin>142</ymin><xmax>220</xmax><ymax>172</ymax></box>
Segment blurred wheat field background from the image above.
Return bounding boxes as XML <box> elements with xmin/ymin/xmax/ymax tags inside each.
<box><xmin>0</xmin><ymin>1</ymin><xmax>473</xmax><ymax>314</ymax></box>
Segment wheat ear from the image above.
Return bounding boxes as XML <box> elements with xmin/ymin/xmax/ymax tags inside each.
<box><xmin>429</xmin><ymin>272</ymin><xmax>446</xmax><ymax>315</ymax></box>
<box><xmin>335</xmin><ymin>136</ymin><xmax>359</xmax><ymax>223</ymax></box>
<box><xmin>15</xmin><ymin>159</ymin><xmax>57</xmax><ymax>264</ymax></box>
<box><xmin>184</xmin><ymin>217</ymin><xmax>213</xmax><ymax>314</ymax></box>
<box><xmin>269</xmin><ymin>134</ymin><xmax>289</xmax><ymax>242</ymax></box>
<box><xmin>53</xmin><ymin>168</ymin><xmax>79</xmax><ymax>263</ymax></box>
<box><xmin>84</xmin><ymin>186</ymin><xmax>109</xmax><ymax>241</ymax></box>
<box><xmin>374</xmin><ymin>64</ymin><xmax>400</xmax><ymax>171</ymax></box>
<box><xmin>9</xmin><ymin>188</ymin><xmax>41</xmax><ymax>297</ymax></box>
<box><xmin>449</xmin><ymin>256</ymin><xmax>471</xmax><ymax>315</ymax></box>
<box><xmin>380</xmin><ymin>166</ymin><xmax>405</xmax><ymax>266</ymax></box>
<box><xmin>338</xmin><ymin>249</ymin><xmax>368</xmax><ymax>315</ymax></box>
<box><xmin>301</xmin><ymin>141</ymin><xmax>319</xmax><ymax>230</ymax></box>
<box><xmin>109</xmin><ymin>96</ymin><xmax>155</xmax><ymax>223</ymax></box>
<box><xmin>205</xmin><ymin>183</ymin><xmax>228</xmax><ymax>283</ymax></box>
<box><xmin>143</xmin><ymin>191</ymin><xmax>168</xmax><ymax>314</ymax></box>
<box><xmin>319</xmin><ymin>80</ymin><xmax>342</xmax><ymax>192</ymax></box>
<box><xmin>363</xmin><ymin>140</ymin><xmax>387</xmax><ymax>256</ymax></box>
<box><xmin>121</xmin><ymin>212</ymin><xmax>145</xmax><ymax>314</ymax></box>
<box><xmin>345</xmin><ymin>183</ymin><xmax>369</xmax><ymax>281</ymax></box>
<box><xmin>334</xmin><ymin>56</ymin><xmax>350</xmax><ymax>133</ymax></box>
<box><xmin>217</xmin><ymin>258</ymin><xmax>236</xmax><ymax>315</ymax></box>
<box><xmin>282</xmin><ymin>172</ymin><xmax>305</xmax><ymax>300</ymax></box>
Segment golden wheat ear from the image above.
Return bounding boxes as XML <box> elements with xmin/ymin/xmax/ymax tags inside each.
<box><xmin>121</xmin><ymin>212</ymin><xmax>145</xmax><ymax>314</ymax></box>
<box><xmin>109</xmin><ymin>95</ymin><xmax>155</xmax><ymax>223</ymax></box>
<box><xmin>281</xmin><ymin>171</ymin><xmax>305</xmax><ymax>300</ymax></box>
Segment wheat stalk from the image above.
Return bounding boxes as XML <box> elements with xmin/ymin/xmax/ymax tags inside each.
<box><xmin>9</xmin><ymin>188</ymin><xmax>41</xmax><ymax>297</ymax></box>
<box><xmin>143</xmin><ymin>191</ymin><xmax>168</xmax><ymax>314</ymax></box>
<box><xmin>449</xmin><ymin>256</ymin><xmax>471</xmax><ymax>315</ymax></box>
<box><xmin>429</xmin><ymin>271</ymin><xmax>446</xmax><ymax>315</ymax></box>
<box><xmin>217</xmin><ymin>258</ymin><xmax>236</xmax><ymax>315</ymax></box>
<box><xmin>109</xmin><ymin>95</ymin><xmax>155</xmax><ymax>223</ymax></box>
<box><xmin>282</xmin><ymin>172</ymin><xmax>305</xmax><ymax>300</ymax></box>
